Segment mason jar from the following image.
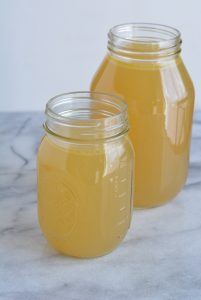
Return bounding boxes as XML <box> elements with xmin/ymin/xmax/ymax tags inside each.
<box><xmin>91</xmin><ymin>23</ymin><xmax>195</xmax><ymax>208</ymax></box>
<box><xmin>37</xmin><ymin>92</ymin><xmax>134</xmax><ymax>258</ymax></box>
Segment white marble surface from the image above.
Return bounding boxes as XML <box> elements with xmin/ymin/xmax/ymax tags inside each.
<box><xmin>0</xmin><ymin>112</ymin><xmax>201</xmax><ymax>300</ymax></box>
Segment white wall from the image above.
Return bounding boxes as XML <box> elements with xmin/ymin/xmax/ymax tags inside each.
<box><xmin>0</xmin><ymin>0</ymin><xmax>200</xmax><ymax>111</ymax></box>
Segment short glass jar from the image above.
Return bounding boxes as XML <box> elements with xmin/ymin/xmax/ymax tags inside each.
<box><xmin>37</xmin><ymin>92</ymin><xmax>134</xmax><ymax>258</ymax></box>
<box><xmin>91</xmin><ymin>23</ymin><xmax>195</xmax><ymax>208</ymax></box>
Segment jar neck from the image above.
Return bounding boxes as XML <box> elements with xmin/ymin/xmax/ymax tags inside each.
<box><xmin>108</xmin><ymin>23</ymin><xmax>182</xmax><ymax>63</ymax></box>
<box><xmin>45</xmin><ymin>92</ymin><xmax>129</xmax><ymax>141</ymax></box>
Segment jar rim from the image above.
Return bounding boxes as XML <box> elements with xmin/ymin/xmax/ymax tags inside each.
<box><xmin>45</xmin><ymin>91</ymin><xmax>129</xmax><ymax>140</ymax></box>
<box><xmin>108</xmin><ymin>23</ymin><xmax>182</xmax><ymax>61</ymax></box>
<box><xmin>46</xmin><ymin>91</ymin><xmax>127</xmax><ymax>123</ymax></box>
<box><xmin>109</xmin><ymin>23</ymin><xmax>181</xmax><ymax>47</ymax></box>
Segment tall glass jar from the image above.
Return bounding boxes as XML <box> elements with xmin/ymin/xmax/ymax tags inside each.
<box><xmin>91</xmin><ymin>23</ymin><xmax>195</xmax><ymax>208</ymax></box>
<box><xmin>37</xmin><ymin>92</ymin><xmax>134</xmax><ymax>258</ymax></box>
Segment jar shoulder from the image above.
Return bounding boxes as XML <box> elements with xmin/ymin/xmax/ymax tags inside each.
<box><xmin>177</xmin><ymin>57</ymin><xmax>195</xmax><ymax>96</ymax></box>
<box><xmin>91</xmin><ymin>54</ymin><xmax>194</xmax><ymax>104</ymax></box>
<box><xmin>38</xmin><ymin>135</ymin><xmax>133</xmax><ymax>165</ymax></box>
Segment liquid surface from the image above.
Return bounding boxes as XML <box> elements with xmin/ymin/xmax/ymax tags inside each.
<box><xmin>91</xmin><ymin>55</ymin><xmax>194</xmax><ymax>207</ymax></box>
<box><xmin>38</xmin><ymin>135</ymin><xmax>133</xmax><ymax>257</ymax></box>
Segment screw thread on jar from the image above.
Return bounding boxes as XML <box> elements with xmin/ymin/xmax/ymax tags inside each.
<box><xmin>45</xmin><ymin>92</ymin><xmax>129</xmax><ymax>141</ymax></box>
<box><xmin>108</xmin><ymin>23</ymin><xmax>182</xmax><ymax>62</ymax></box>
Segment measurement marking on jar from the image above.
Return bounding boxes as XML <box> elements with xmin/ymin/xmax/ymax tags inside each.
<box><xmin>120</xmin><ymin>206</ymin><xmax>126</xmax><ymax>211</ymax></box>
<box><xmin>115</xmin><ymin>219</ymin><xmax>126</xmax><ymax>227</ymax></box>
<box><xmin>119</xmin><ymin>192</ymin><xmax>127</xmax><ymax>198</ymax></box>
<box><xmin>121</xmin><ymin>178</ymin><xmax>127</xmax><ymax>183</ymax></box>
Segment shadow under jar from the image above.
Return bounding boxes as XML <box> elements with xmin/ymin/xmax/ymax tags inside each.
<box><xmin>91</xmin><ymin>23</ymin><xmax>195</xmax><ymax>208</ymax></box>
<box><xmin>37</xmin><ymin>92</ymin><xmax>134</xmax><ymax>258</ymax></box>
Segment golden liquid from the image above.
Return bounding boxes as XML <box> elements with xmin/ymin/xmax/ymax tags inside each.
<box><xmin>38</xmin><ymin>135</ymin><xmax>133</xmax><ymax>258</ymax></box>
<box><xmin>91</xmin><ymin>55</ymin><xmax>194</xmax><ymax>208</ymax></box>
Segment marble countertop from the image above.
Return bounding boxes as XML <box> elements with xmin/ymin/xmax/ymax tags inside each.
<box><xmin>0</xmin><ymin>112</ymin><xmax>201</xmax><ymax>300</ymax></box>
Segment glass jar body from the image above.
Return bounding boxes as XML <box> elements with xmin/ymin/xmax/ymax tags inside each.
<box><xmin>37</xmin><ymin>133</ymin><xmax>134</xmax><ymax>258</ymax></box>
<box><xmin>91</xmin><ymin>54</ymin><xmax>194</xmax><ymax>208</ymax></box>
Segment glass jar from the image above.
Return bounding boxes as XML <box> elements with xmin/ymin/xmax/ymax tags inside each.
<box><xmin>37</xmin><ymin>92</ymin><xmax>134</xmax><ymax>258</ymax></box>
<box><xmin>91</xmin><ymin>23</ymin><xmax>195</xmax><ymax>208</ymax></box>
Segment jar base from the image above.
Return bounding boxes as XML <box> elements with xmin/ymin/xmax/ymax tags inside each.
<box><xmin>44</xmin><ymin>236</ymin><xmax>127</xmax><ymax>259</ymax></box>
<box><xmin>39</xmin><ymin>224</ymin><xmax>129</xmax><ymax>259</ymax></box>
<box><xmin>133</xmin><ymin>180</ymin><xmax>187</xmax><ymax>209</ymax></box>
